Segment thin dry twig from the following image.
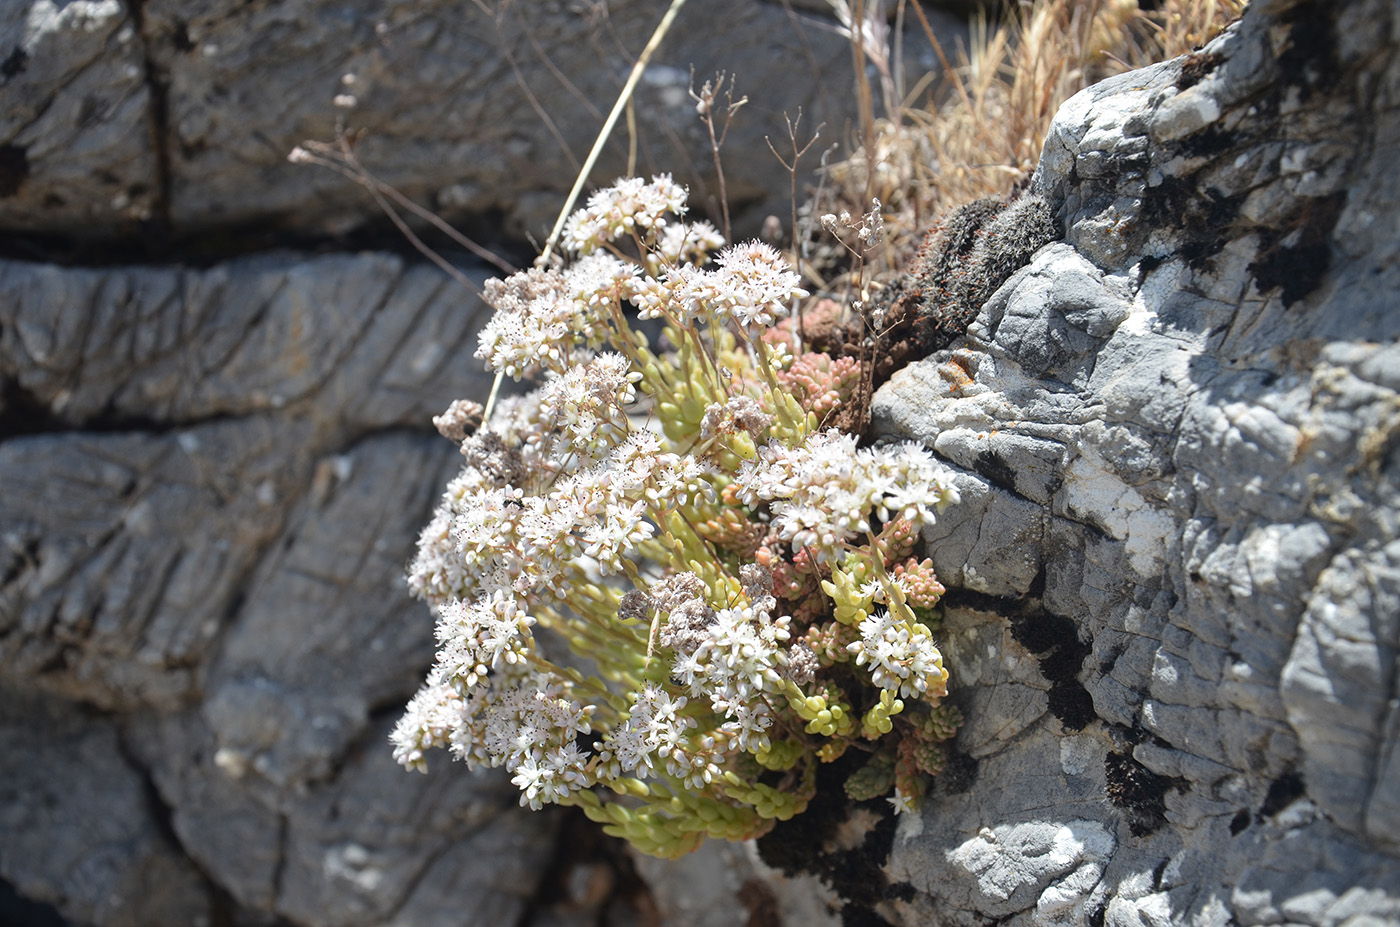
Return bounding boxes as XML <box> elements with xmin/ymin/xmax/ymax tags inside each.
<box><xmin>765</xmin><ymin>110</ymin><xmax>824</xmax><ymax>349</ymax></box>
<box><xmin>538</xmin><ymin>0</ymin><xmax>689</xmax><ymax>266</ymax></box>
<box><xmin>473</xmin><ymin>0</ymin><xmax>583</xmax><ymax>175</ymax></box>
<box><xmin>290</xmin><ymin>130</ymin><xmax>516</xmax><ymax>288</ymax></box>
<box><xmin>690</xmin><ymin>71</ymin><xmax>748</xmax><ymax>243</ymax></box>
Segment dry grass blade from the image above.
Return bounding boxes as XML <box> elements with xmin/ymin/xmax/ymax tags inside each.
<box><xmin>289</xmin><ymin>133</ymin><xmax>516</xmax><ymax>288</ymax></box>
<box><xmin>537</xmin><ymin>0</ymin><xmax>689</xmax><ymax>265</ymax></box>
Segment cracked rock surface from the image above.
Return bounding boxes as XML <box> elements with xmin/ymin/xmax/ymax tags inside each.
<box><xmin>872</xmin><ymin>1</ymin><xmax>1400</xmax><ymax>925</ymax></box>
<box><xmin>0</xmin><ymin>251</ymin><xmax>554</xmax><ymax>925</ymax></box>
<box><xmin>0</xmin><ymin>0</ymin><xmax>943</xmax><ymax>242</ymax></box>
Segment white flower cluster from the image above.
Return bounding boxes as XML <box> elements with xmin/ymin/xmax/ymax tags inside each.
<box><xmin>393</xmin><ymin>174</ymin><xmax>961</xmax><ymax>838</ymax></box>
<box><xmin>626</xmin><ymin>241</ymin><xmax>808</xmax><ymax>336</ymax></box>
<box><xmin>476</xmin><ymin>255</ymin><xmax>631</xmax><ymax>379</ymax></box>
<box><xmin>536</xmin><ymin>352</ymin><xmax>640</xmax><ymax>456</ymax></box>
<box><xmin>475</xmin><ymin>267</ymin><xmax>579</xmax><ymax>378</ymax></box>
<box><xmin>848</xmin><ymin>609</ymin><xmax>946</xmax><ymax>700</ymax></box>
<box><xmin>654</xmin><ymin>220</ymin><xmax>726</xmax><ymax>266</ymax></box>
<box><xmin>595</xmin><ymin>684</ymin><xmax>723</xmax><ymax>789</ymax></box>
<box><xmin>711</xmin><ymin>241</ymin><xmax>808</xmax><ymax>333</ymax></box>
<box><xmin>677</xmin><ymin>599</ymin><xmax>792</xmax><ymax>755</ymax></box>
<box><xmin>562</xmin><ymin>173</ymin><xmax>689</xmax><ymax>254</ymax></box>
<box><xmin>732</xmin><ymin>430</ymin><xmax>960</xmax><ymax>559</ymax></box>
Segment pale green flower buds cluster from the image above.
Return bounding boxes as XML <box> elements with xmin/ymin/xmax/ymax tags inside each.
<box><xmin>391</xmin><ymin>175</ymin><xmax>963</xmax><ymax>857</ymax></box>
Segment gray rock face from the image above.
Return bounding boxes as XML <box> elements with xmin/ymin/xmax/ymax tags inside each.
<box><xmin>0</xmin><ymin>1</ymin><xmax>158</xmax><ymax>229</ymax></box>
<box><xmin>0</xmin><ymin>251</ymin><xmax>551</xmax><ymax>925</ymax></box>
<box><xmin>0</xmin><ymin>0</ymin><xmax>939</xmax><ymax>242</ymax></box>
<box><xmin>0</xmin><ymin>687</ymin><xmax>211</xmax><ymax>927</ymax></box>
<box><xmin>872</xmin><ymin>0</ymin><xmax>1400</xmax><ymax>924</ymax></box>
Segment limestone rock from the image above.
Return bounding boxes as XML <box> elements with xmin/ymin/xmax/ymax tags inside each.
<box><xmin>872</xmin><ymin>1</ymin><xmax>1400</xmax><ymax>924</ymax></box>
<box><xmin>3</xmin><ymin>0</ymin><xmax>1398</xmax><ymax>924</ymax></box>
<box><xmin>0</xmin><ymin>0</ymin><xmax>964</xmax><ymax>242</ymax></box>
<box><xmin>128</xmin><ymin>709</ymin><xmax>557</xmax><ymax>926</ymax></box>
<box><xmin>630</xmin><ymin>840</ymin><xmax>842</xmax><ymax>927</ymax></box>
<box><xmin>0</xmin><ymin>687</ymin><xmax>212</xmax><ymax>927</ymax></box>
<box><xmin>0</xmin><ymin>0</ymin><xmax>158</xmax><ymax>230</ymax></box>
<box><xmin>0</xmin><ymin>250</ymin><xmax>549</xmax><ymax>926</ymax></box>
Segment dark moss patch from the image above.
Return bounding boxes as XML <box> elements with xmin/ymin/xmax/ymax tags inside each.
<box><xmin>913</xmin><ymin>194</ymin><xmax>1060</xmax><ymax>355</ymax></box>
<box><xmin>755</xmin><ymin>749</ymin><xmax>860</xmax><ymax>875</ymax></box>
<box><xmin>1179</xmin><ymin>123</ymin><xmax>1235</xmax><ymax>160</ymax></box>
<box><xmin>842</xmin><ymin>906</ymin><xmax>896</xmax><ymax>927</ymax></box>
<box><xmin>1136</xmin><ymin>254</ymin><xmax>1167</xmax><ymax>281</ymax></box>
<box><xmin>796</xmin><ymin>193</ymin><xmax>1059</xmax><ymax>438</ymax></box>
<box><xmin>938</xmin><ymin>748</ymin><xmax>979</xmax><ymax>794</ymax></box>
<box><xmin>1229</xmin><ymin>808</ymin><xmax>1251</xmax><ymax>835</ymax></box>
<box><xmin>1105</xmin><ymin>750</ymin><xmax>1181</xmax><ymax>837</ymax></box>
<box><xmin>1008</xmin><ymin>606</ymin><xmax>1095</xmax><ymax>731</ymax></box>
<box><xmin>756</xmin><ymin>751</ymin><xmax>905</xmax><ymax>921</ymax></box>
<box><xmin>1140</xmin><ymin>174</ymin><xmax>1244</xmax><ymax>274</ymax></box>
<box><xmin>1248</xmin><ymin>191</ymin><xmax>1347</xmax><ymax>307</ymax></box>
<box><xmin>1258</xmin><ymin>769</ymin><xmax>1305</xmax><ymax>820</ymax></box>
<box><xmin>1047</xmin><ymin>683</ymin><xmax>1097</xmax><ymax>732</ymax></box>
<box><xmin>946</xmin><ymin>583</ymin><xmax>1097</xmax><ymax>732</ymax></box>
<box><xmin>1176</xmin><ymin>49</ymin><xmax>1223</xmax><ymax>90</ymax></box>
<box><xmin>1277</xmin><ymin>3</ymin><xmax>1338</xmax><ymax>104</ymax></box>
<box><xmin>973</xmin><ymin>448</ymin><xmax>1018</xmax><ymax>493</ymax></box>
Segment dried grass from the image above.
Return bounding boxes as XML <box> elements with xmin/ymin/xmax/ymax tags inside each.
<box><xmin>814</xmin><ymin>0</ymin><xmax>1247</xmax><ymax>278</ymax></box>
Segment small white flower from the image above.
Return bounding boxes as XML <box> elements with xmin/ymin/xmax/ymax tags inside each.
<box><xmin>390</xmin><ymin>681</ymin><xmax>465</xmax><ymax>772</ymax></box>
<box><xmin>654</xmin><ymin>220</ymin><xmax>725</xmax><ymax>265</ymax></box>
<box><xmin>582</xmin><ymin>499</ymin><xmax>654</xmax><ymax>574</ymax></box>
<box><xmin>888</xmin><ymin>787</ymin><xmax>917</xmax><ymax>815</ymax></box>
<box><xmin>710</xmin><ymin>241</ymin><xmax>807</xmax><ymax>335</ymax></box>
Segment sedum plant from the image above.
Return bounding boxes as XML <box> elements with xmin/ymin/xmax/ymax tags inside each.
<box><xmin>391</xmin><ymin>174</ymin><xmax>963</xmax><ymax>858</ymax></box>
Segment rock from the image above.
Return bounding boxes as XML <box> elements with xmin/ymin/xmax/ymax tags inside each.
<box><xmin>0</xmin><ymin>1</ymin><xmax>158</xmax><ymax>230</ymax></box>
<box><xmin>0</xmin><ymin>0</ymin><xmax>965</xmax><ymax>242</ymax></box>
<box><xmin>0</xmin><ymin>252</ymin><xmax>494</xmax><ymax>427</ymax></box>
<box><xmin>129</xmin><ymin>709</ymin><xmax>558</xmax><ymax>926</ymax></box>
<box><xmin>0</xmin><ymin>686</ymin><xmax>212</xmax><ymax>927</ymax></box>
<box><xmin>0</xmin><ymin>252</ymin><xmax>495</xmax><ymax>711</ymax></box>
<box><xmin>3</xmin><ymin>0</ymin><xmax>1399</xmax><ymax>924</ymax></box>
<box><xmin>0</xmin><ymin>421</ymin><xmax>295</xmax><ymax>711</ymax></box>
<box><xmin>0</xmin><ymin>249</ymin><xmax>558</xmax><ymax>925</ymax></box>
<box><xmin>872</xmin><ymin>0</ymin><xmax>1400</xmax><ymax>923</ymax></box>
<box><xmin>629</xmin><ymin>839</ymin><xmax>841</xmax><ymax>927</ymax></box>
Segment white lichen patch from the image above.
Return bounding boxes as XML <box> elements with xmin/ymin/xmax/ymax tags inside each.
<box><xmin>1061</xmin><ymin>444</ymin><xmax>1175</xmax><ymax>576</ymax></box>
<box><xmin>324</xmin><ymin>843</ymin><xmax>385</xmax><ymax>893</ymax></box>
<box><xmin>1059</xmin><ymin>735</ymin><xmax>1098</xmax><ymax>777</ymax></box>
